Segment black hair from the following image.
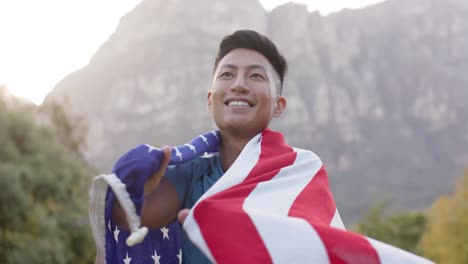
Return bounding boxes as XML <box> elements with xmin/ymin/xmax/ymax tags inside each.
<box><xmin>213</xmin><ymin>30</ymin><xmax>288</xmax><ymax>95</ymax></box>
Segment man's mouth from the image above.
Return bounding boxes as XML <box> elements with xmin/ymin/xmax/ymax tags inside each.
<box><xmin>225</xmin><ymin>99</ymin><xmax>253</xmax><ymax>107</ymax></box>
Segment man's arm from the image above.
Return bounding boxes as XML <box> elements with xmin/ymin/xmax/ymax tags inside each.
<box><xmin>111</xmin><ymin>146</ymin><xmax>181</xmax><ymax>229</ymax></box>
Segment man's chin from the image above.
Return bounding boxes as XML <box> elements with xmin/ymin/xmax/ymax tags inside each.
<box><xmin>220</xmin><ymin>123</ymin><xmax>265</xmax><ymax>137</ymax></box>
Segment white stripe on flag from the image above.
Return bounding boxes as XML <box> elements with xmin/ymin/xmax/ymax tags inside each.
<box><xmin>198</xmin><ymin>133</ymin><xmax>262</xmax><ymax>200</ymax></box>
<box><xmin>243</xmin><ymin>149</ymin><xmax>321</xmax><ymax>216</ymax></box>
<box><xmin>367</xmin><ymin>237</ymin><xmax>434</xmax><ymax>264</ymax></box>
<box><xmin>330</xmin><ymin>209</ymin><xmax>346</xmax><ymax>229</ymax></box>
<box><xmin>246</xmin><ymin>214</ymin><xmax>331</xmax><ymax>264</ymax></box>
<box><xmin>243</xmin><ymin>149</ymin><xmax>330</xmax><ymax>263</ymax></box>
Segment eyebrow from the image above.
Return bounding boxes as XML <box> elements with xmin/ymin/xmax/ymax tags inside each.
<box><xmin>219</xmin><ymin>64</ymin><xmax>267</xmax><ymax>72</ymax></box>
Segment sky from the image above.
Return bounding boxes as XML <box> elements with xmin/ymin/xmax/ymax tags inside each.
<box><xmin>0</xmin><ymin>0</ymin><xmax>384</xmax><ymax>105</ymax></box>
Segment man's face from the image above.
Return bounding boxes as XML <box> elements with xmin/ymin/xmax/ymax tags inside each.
<box><xmin>208</xmin><ymin>48</ymin><xmax>286</xmax><ymax>137</ymax></box>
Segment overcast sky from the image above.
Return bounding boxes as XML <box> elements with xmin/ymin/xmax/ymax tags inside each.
<box><xmin>0</xmin><ymin>0</ymin><xmax>385</xmax><ymax>104</ymax></box>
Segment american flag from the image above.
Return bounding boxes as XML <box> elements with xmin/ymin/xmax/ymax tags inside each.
<box><xmin>89</xmin><ymin>130</ymin><xmax>220</xmax><ymax>264</ymax></box>
<box><xmin>90</xmin><ymin>129</ymin><xmax>433</xmax><ymax>264</ymax></box>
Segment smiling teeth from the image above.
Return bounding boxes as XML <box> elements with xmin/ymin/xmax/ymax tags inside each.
<box><xmin>228</xmin><ymin>101</ymin><xmax>249</xmax><ymax>107</ymax></box>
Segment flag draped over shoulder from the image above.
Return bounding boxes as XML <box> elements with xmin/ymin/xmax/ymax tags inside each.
<box><xmin>183</xmin><ymin>129</ymin><xmax>433</xmax><ymax>264</ymax></box>
<box><xmin>89</xmin><ymin>129</ymin><xmax>434</xmax><ymax>264</ymax></box>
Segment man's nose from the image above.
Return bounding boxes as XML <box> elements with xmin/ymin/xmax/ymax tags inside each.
<box><xmin>230</xmin><ymin>76</ymin><xmax>249</xmax><ymax>94</ymax></box>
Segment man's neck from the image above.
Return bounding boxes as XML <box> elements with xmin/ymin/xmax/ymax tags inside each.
<box><xmin>218</xmin><ymin>131</ymin><xmax>259</xmax><ymax>172</ymax></box>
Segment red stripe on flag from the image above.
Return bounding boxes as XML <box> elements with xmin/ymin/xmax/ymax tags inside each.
<box><xmin>288</xmin><ymin>166</ymin><xmax>336</xmax><ymax>225</ymax></box>
<box><xmin>312</xmin><ymin>224</ymin><xmax>381</xmax><ymax>264</ymax></box>
<box><xmin>288</xmin><ymin>166</ymin><xmax>381</xmax><ymax>264</ymax></box>
<box><xmin>193</xmin><ymin>130</ymin><xmax>296</xmax><ymax>263</ymax></box>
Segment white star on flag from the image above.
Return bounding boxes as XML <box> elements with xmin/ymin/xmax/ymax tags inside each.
<box><xmin>174</xmin><ymin>147</ymin><xmax>182</xmax><ymax>161</ymax></box>
<box><xmin>200</xmin><ymin>135</ymin><xmax>208</xmax><ymax>145</ymax></box>
<box><xmin>146</xmin><ymin>144</ymin><xmax>158</xmax><ymax>153</ymax></box>
<box><xmin>160</xmin><ymin>226</ymin><xmax>170</xmax><ymax>239</ymax></box>
<box><xmin>177</xmin><ymin>249</ymin><xmax>182</xmax><ymax>264</ymax></box>
<box><xmin>185</xmin><ymin>143</ymin><xmax>197</xmax><ymax>154</ymax></box>
<box><xmin>151</xmin><ymin>250</ymin><xmax>161</xmax><ymax>264</ymax></box>
<box><xmin>113</xmin><ymin>225</ymin><xmax>120</xmax><ymax>242</ymax></box>
<box><xmin>123</xmin><ymin>252</ymin><xmax>132</xmax><ymax>264</ymax></box>
<box><xmin>211</xmin><ymin>130</ymin><xmax>219</xmax><ymax>140</ymax></box>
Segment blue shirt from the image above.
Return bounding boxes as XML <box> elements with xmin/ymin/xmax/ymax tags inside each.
<box><xmin>164</xmin><ymin>153</ymin><xmax>224</xmax><ymax>264</ymax></box>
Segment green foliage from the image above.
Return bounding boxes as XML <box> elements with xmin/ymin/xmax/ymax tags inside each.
<box><xmin>419</xmin><ymin>170</ymin><xmax>468</xmax><ymax>264</ymax></box>
<box><xmin>353</xmin><ymin>202</ymin><xmax>427</xmax><ymax>254</ymax></box>
<box><xmin>0</xmin><ymin>89</ymin><xmax>95</xmax><ymax>263</ymax></box>
<box><xmin>39</xmin><ymin>98</ymin><xmax>88</xmax><ymax>158</ymax></box>
<box><xmin>355</xmin><ymin>170</ymin><xmax>468</xmax><ymax>263</ymax></box>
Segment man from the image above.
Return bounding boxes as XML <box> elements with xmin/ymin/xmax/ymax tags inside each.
<box><xmin>112</xmin><ymin>29</ymin><xmax>290</xmax><ymax>263</ymax></box>
<box><xmin>101</xmin><ymin>30</ymin><xmax>432</xmax><ymax>264</ymax></box>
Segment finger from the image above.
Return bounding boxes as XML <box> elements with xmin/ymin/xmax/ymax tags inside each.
<box><xmin>177</xmin><ymin>209</ymin><xmax>190</xmax><ymax>224</ymax></box>
<box><xmin>160</xmin><ymin>145</ymin><xmax>171</xmax><ymax>171</ymax></box>
<box><xmin>144</xmin><ymin>145</ymin><xmax>172</xmax><ymax>195</ymax></box>
<box><xmin>154</xmin><ymin>145</ymin><xmax>171</xmax><ymax>177</ymax></box>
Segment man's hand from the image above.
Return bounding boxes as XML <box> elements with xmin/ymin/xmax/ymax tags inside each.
<box><xmin>178</xmin><ymin>209</ymin><xmax>190</xmax><ymax>224</ymax></box>
<box><xmin>144</xmin><ymin>145</ymin><xmax>172</xmax><ymax>196</ymax></box>
<box><xmin>113</xmin><ymin>145</ymin><xmax>178</xmax><ymax>229</ymax></box>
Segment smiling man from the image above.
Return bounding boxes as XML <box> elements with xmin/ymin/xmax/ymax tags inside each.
<box><xmin>98</xmin><ymin>29</ymin><xmax>434</xmax><ymax>264</ymax></box>
<box><xmin>112</xmin><ymin>30</ymin><xmax>290</xmax><ymax>263</ymax></box>
<box><xmin>208</xmin><ymin>47</ymin><xmax>287</xmax><ymax>179</ymax></box>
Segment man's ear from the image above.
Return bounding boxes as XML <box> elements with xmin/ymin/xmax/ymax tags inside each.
<box><xmin>273</xmin><ymin>96</ymin><xmax>286</xmax><ymax>117</ymax></box>
<box><xmin>207</xmin><ymin>91</ymin><xmax>213</xmax><ymax>112</ymax></box>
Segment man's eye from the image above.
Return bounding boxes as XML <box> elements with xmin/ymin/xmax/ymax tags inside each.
<box><xmin>251</xmin><ymin>73</ymin><xmax>265</xmax><ymax>80</ymax></box>
<box><xmin>220</xmin><ymin>72</ymin><xmax>233</xmax><ymax>78</ymax></box>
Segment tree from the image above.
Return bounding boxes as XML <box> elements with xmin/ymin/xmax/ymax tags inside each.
<box><xmin>419</xmin><ymin>170</ymin><xmax>468</xmax><ymax>264</ymax></box>
<box><xmin>38</xmin><ymin>97</ymin><xmax>88</xmax><ymax>160</ymax></box>
<box><xmin>353</xmin><ymin>202</ymin><xmax>427</xmax><ymax>254</ymax></box>
<box><xmin>0</xmin><ymin>88</ymin><xmax>95</xmax><ymax>263</ymax></box>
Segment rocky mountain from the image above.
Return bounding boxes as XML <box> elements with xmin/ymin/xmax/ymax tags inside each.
<box><xmin>45</xmin><ymin>0</ymin><xmax>468</xmax><ymax>223</ymax></box>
